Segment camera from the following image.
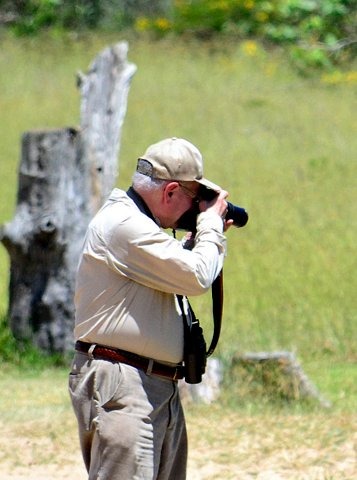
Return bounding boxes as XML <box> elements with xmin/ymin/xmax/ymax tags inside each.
<box><xmin>177</xmin><ymin>185</ymin><xmax>249</xmax><ymax>232</ymax></box>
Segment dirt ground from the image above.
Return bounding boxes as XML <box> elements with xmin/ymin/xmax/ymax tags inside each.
<box><xmin>1</xmin><ymin>424</ymin><xmax>356</xmax><ymax>480</ymax></box>
<box><xmin>2</xmin><ymin>452</ymin><xmax>356</xmax><ymax>480</ymax></box>
<box><xmin>2</xmin><ymin>385</ymin><xmax>356</xmax><ymax>480</ymax></box>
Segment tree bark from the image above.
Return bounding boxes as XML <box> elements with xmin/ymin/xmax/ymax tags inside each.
<box><xmin>0</xmin><ymin>41</ymin><xmax>136</xmax><ymax>353</ymax></box>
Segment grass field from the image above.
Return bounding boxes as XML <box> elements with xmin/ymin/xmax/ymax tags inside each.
<box><xmin>0</xmin><ymin>31</ymin><xmax>356</xmax><ymax>478</ymax></box>
<box><xmin>1</xmin><ymin>365</ymin><xmax>356</xmax><ymax>479</ymax></box>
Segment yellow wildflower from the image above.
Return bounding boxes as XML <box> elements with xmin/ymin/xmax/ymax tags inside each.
<box><xmin>155</xmin><ymin>17</ymin><xmax>172</xmax><ymax>31</ymax></box>
<box><xmin>244</xmin><ymin>0</ymin><xmax>255</xmax><ymax>10</ymax></box>
<box><xmin>346</xmin><ymin>71</ymin><xmax>357</xmax><ymax>84</ymax></box>
<box><xmin>321</xmin><ymin>71</ymin><xmax>342</xmax><ymax>84</ymax></box>
<box><xmin>241</xmin><ymin>40</ymin><xmax>258</xmax><ymax>56</ymax></box>
<box><xmin>135</xmin><ymin>17</ymin><xmax>150</xmax><ymax>32</ymax></box>
<box><xmin>256</xmin><ymin>11</ymin><xmax>268</xmax><ymax>22</ymax></box>
<box><xmin>320</xmin><ymin>71</ymin><xmax>357</xmax><ymax>85</ymax></box>
<box><xmin>211</xmin><ymin>0</ymin><xmax>230</xmax><ymax>11</ymax></box>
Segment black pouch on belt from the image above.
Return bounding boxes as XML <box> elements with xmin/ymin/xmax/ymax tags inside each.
<box><xmin>177</xmin><ymin>294</ymin><xmax>207</xmax><ymax>384</ymax></box>
<box><xmin>183</xmin><ymin>318</ymin><xmax>207</xmax><ymax>384</ymax></box>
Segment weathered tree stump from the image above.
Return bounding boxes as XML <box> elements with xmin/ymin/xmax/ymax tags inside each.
<box><xmin>1</xmin><ymin>128</ymin><xmax>86</xmax><ymax>351</ymax></box>
<box><xmin>231</xmin><ymin>351</ymin><xmax>331</xmax><ymax>407</ymax></box>
<box><xmin>180</xmin><ymin>352</ymin><xmax>330</xmax><ymax>407</ymax></box>
<box><xmin>0</xmin><ymin>41</ymin><xmax>136</xmax><ymax>353</ymax></box>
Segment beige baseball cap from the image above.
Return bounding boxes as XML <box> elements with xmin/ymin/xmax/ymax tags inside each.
<box><xmin>136</xmin><ymin>137</ymin><xmax>221</xmax><ymax>192</ymax></box>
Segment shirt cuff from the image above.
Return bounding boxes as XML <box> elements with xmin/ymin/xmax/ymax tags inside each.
<box><xmin>196</xmin><ymin>210</ymin><xmax>224</xmax><ymax>233</ymax></box>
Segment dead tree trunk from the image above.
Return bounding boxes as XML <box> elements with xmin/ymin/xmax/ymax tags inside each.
<box><xmin>78</xmin><ymin>41</ymin><xmax>136</xmax><ymax>211</ymax></box>
<box><xmin>0</xmin><ymin>42</ymin><xmax>136</xmax><ymax>353</ymax></box>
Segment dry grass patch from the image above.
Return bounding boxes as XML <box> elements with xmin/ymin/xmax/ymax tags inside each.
<box><xmin>186</xmin><ymin>405</ymin><xmax>356</xmax><ymax>479</ymax></box>
<box><xmin>1</xmin><ymin>368</ymin><xmax>356</xmax><ymax>479</ymax></box>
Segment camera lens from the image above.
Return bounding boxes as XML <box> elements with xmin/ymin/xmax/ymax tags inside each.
<box><xmin>226</xmin><ymin>203</ymin><xmax>248</xmax><ymax>228</ymax></box>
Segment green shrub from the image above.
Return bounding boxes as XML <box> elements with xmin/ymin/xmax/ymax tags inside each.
<box><xmin>2</xmin><ymin>0</ymin><xmax>106</xmax><ymax>35</ymax></box>
<box><xmin>1</xmin><ymin>1</ymin><xmax>355</xmax><ymax>69</ymax></box>
<box><xmin>139</xmin><ymin>0</ymin><xmax>357</xmax><ymax>70</ymax></box>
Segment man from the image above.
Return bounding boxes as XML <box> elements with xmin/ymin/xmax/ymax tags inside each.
<box><xmin>69</xmin><ymin>137</ymin><xmax>232</xmax><ymax>479</ymax></box>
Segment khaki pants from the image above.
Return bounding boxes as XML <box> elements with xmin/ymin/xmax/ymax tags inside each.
<box><xmin>69</xmin><ymin>353</ymin><xmax>187</xmax><ymax>480</ymax></box>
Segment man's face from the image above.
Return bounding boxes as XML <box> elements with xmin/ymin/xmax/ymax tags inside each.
<box><xmin>160</xmin><ymin>181</ymin><xmax>200</xmax><ymax>230</ymax></box>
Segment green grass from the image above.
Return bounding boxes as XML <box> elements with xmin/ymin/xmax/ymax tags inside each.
<box><xmin>0</xmin><ymin>31</ymin><xmax>356</xmax><ymax>408</ymax></box>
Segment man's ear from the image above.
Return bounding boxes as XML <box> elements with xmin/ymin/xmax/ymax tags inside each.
<box><xmin>164</xmin><ymin>182</ymin><xmax>179</xmax><ymax>203</ymax></box>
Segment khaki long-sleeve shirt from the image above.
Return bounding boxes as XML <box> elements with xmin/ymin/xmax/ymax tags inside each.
<box><xmin>74</xmin><ymin>188</ymin><xmax>226</xmax><ymax>364</ymax></box>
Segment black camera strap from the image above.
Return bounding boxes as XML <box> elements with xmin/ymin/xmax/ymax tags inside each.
<box><xmin>177</xmin><ymin>269</ymin><xmax>223</xmax><ymax>358</ymax></box>
<box><xmin>207</xmin><ymin>269</ymin><xmax>223</xmax><ymax>357</ymax></box>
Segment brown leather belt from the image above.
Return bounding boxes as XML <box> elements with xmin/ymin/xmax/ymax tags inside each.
<box><xmin>75</xmin><ymin>341</ymin><xmax>184</xmax><ymax>381</ymax></box>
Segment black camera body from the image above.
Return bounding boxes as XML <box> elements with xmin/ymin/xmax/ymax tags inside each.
<box><xmin>184</xmin><ymin>319</ymin><xmax>207</xmax><ymax>384</ymax></box>
<box><xmin>177</xmin><ymin>185</ymin><xmax>249</xmax><ymax>232</ymax></box>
